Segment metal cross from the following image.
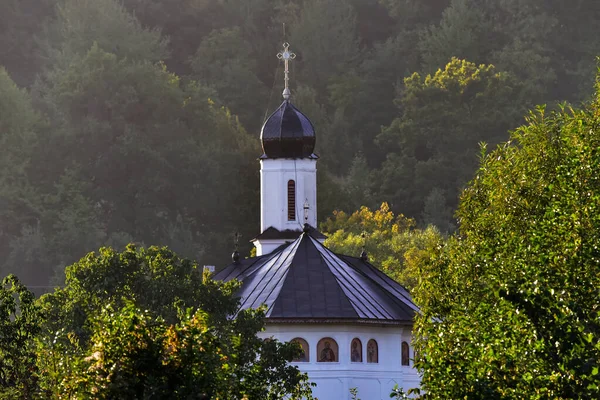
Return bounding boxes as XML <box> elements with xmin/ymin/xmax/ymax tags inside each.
<box><xmin>277</xmin><ymin>42</ymin><xmax>296</xmax><ymax>100</ymax></box>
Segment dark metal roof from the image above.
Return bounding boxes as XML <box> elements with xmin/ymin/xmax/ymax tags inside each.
<box><xmin>214</xmin><ymin>232</ymin><xmax>418</xmax><ymax>322</ymax></box>
<box><xmin>260</xmin><ymin>100</ymin><xmax>316</xmax><ymax>158</ymax></box>
<box><xmin>251</xmin><ymin>226</ymin><xmax>327</xmax><ymax>241</ymax></box>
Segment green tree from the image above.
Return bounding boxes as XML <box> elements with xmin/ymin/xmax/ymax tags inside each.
<box><xmin>38</xmin><ymin>245</ymin><xmax>313</xmax><ymax>399</ymax></box>
<box><xmin>419</xmin><ymin>0</ymin><xmax>558</xmax><ymax>105</ymax></box>
<box><xmin>0</xmin><ymin>68</ymin><xmax>48</xmax><ymax>286</ymax></box>
<box><xmin>190</xmin><ymin>27</ymin><xmax>268</xmax><ymax>131</ymax></box>
<box><xmin>289</xmin><ymin>0</ymin><xmax>360</xmax><ymax>93</ymax></box>
<box><xmin>321</xmin><ymin>203</ymin><xmax>442</xmax><ymax>290</ymax></box>
<box><xmin>31</xmin><ymin>32</ymin><xmax>260</xmax><ymax>284</ymax></box>
<box><xmin>48</xmin><ymin>0</ymin><xmax>169</xmax><ymax>64</ymax></box>
<box><xmin>414</xmin><ymin>78</ymin><xmax>600</xmax><ymax>398</ymax></box>
<box><xmin>376</xmin><ymin>58</ymin><xmax>522</xmax><ymax>230</ymax></box>
<box><xmin>0</xmin><ymin>275</ymin><xmax>42</xmax><ymax>399</ymax></box>
<box><xmin>0</xmin><ymin>0</ymin><xmax>55</xmax><ymax>86</ymax></box>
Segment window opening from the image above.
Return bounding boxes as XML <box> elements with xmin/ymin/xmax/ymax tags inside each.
<box><xmin>351</xmin><ymin>338</ymin><xmax>362</xmax><ymax>362</ymax></box>
<box><xmin>317</xmin><ymin>338</ymin><xmax>338</xmax><ymax>362</ymax></box>
<box><xmin>287</xmin><ymin>180</ymin><xmax>296</xmax><ymax>221</ymax></box>
<box><xmin>401</xmin><ymin>341</ymin><xmax>410</xmax><ymax>366</ymax></box>
<box><xmin>290</xmin><ymin>338</ymin><xmax>309</xmax><ymax>362</ymax></box>
<box><xmin>367</xmin><ymin>339</ymin><xmax>378</xmax><ymax>363</ymax></box>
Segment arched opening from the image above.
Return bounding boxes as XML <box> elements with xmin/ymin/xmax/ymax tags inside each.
<box><xmin>287</xmin><ymin>180</ymin><xmax>296</xmax><ymax>221</ymax></box>
<box><xmin>290</xmin><ymin>338</ymin><xmax>309</xmax><ymax>362</ymax></box>
<box><xmin>367</xmin><ymin>339</ymin><xmax>378</xmax><ymax>363</ymax></box>
<box><xmin>350</xmin><ymin>338</ymin><xmax>362</xmax><ymax>362</ymax></box>
<box><xmin>317</xmin><ymin>337</ymin><xmax>338</xmax><ymax>362</ymax></box>
<box><xmin>401</xmin><ymin>341</ymin><xmax>410</xmax><ymax>366</ymax></box>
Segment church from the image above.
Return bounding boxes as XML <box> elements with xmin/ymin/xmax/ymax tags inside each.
<box><xmin>214</xmin><ymin>43</ymin><xmax>420</xmax><ymax>400</ymax></box>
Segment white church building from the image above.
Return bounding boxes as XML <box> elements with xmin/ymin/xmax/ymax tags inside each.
<box><xmin>214</xmin><ymin>43</ymin><xmax>420</xmax><ymax>400</ymax></box>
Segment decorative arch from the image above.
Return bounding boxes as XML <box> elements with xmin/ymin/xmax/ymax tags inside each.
<box><xmin>290</xmin><ymin>338</ymin><xmax>309</xmax><ymax>362</ymax></box>
<box><xmin>367</xmin><ymin>339</ymin><xmax>378</xmax><ymax>363</ymax></box>
<box><xmin>317</xmin><ymin>337</ymin><xmax>338</xmax><ymax>362</ymax></box>
<box><xmin>350</xmin><ymin>338</ymin><xmax>362</xmax><ymax>362</ymax></box>
<box><xmin>401</xmin><ymin>341</ymin><xmax>410</xmax><ymax>366</ymax></box>
<box><xmin>287</xmin><ymin>180</ymin><xmax>296</xmax><ymax>221</ymax></box>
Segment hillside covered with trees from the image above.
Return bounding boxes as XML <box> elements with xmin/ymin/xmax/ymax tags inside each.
<box><xmin>1</xmin><ymin>0</ymin><xmax>599</xmax><ymax>288</ymax></box>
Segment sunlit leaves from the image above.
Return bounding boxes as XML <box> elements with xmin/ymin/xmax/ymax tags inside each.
<box><xmin>414</xmin><ymin>77</ymin><xmax>600</xmax><ymax>399</ymax></box>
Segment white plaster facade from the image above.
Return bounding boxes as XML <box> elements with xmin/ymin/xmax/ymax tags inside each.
<box><xmin>257</xmin><ymin>158</ymin><xmax>317</xmax><ymax>256</ymax></box>
<box><xmin>261</xmin><ymin>323</ymin><xmax>421</xmax><ymax>400</ymax></box>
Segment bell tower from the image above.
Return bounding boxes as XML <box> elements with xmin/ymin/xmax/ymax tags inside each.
<box><xmin>254</xmin><ymin>43</ymin><xmax>318</xmax><ymax>256</ymax></box>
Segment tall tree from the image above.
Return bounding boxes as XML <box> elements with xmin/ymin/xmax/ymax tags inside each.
<box><xmin>376</xmin><ymin>58</ymin><xmax>523</xmax><ymax>230</ymax></box>
<box><xmin>190</xmin><ymin>27</ymin><xmax>268</xmax><ymax>132</ymax></box>
<box><xmin>419</xmin><ymin>0</ymin><xmax>558</xmax><ymax>106</ymax></box>
<box><xmin>0</xmin><ymin>68</ymin><xmax>48</xmax><ymax>286</ymax></box>
<box><xmin>414</xmin><ymin>78</ymin><xmax>600</xmax><ymax>398</ymax></box>
<box><xmin>0</xmin><ymin>0</ymin><xmax>55</xmax><ymax>86</ymax></box>
<box><xmin>289</xmin><ymin>0</ymin><xmax>360</xmax><ymax>94</ymax></box>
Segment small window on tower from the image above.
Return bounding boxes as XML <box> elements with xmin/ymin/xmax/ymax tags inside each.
<box><xmin>288</xmin><ymin>180</ymin><xmax>296</xmax><ymax>221</ymax></box>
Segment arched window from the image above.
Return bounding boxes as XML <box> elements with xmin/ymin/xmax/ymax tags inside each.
<box><xmin>367</xmin><ymin>339</ymin><xmax>378</xmax><ymax>363</ymax></box>
<box><xmin>350</xmin><ymin>338</ymin><xmax>362</xmax><ymax>362</ymax></box>
<box><xmin>290</xmin><ymin>338</ymin><xmax>309</xmax><ymax>362</ymax></box>
<box><xmin>287</xmin><ymin>180</ymin><xmax>296</xmax><ymax>221</ymax></box>
<box><xmin>317</xmin><ymin>337</ymin><xmax>338</xmax><ymax>362</ymax></box>
<box><xmin>401</xmin><ymin>341</ymin><xmax>410</xmax><ymax>366</ymax></box>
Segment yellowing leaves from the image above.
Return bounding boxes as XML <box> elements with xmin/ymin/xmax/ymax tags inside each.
<box><xmin>322</xmin><ymin>203</ymin><xmax>442</xmax><ymax>291</ymax></box>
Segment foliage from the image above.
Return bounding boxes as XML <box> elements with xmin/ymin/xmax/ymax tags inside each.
<box><xmin>377</xmin><ymin>58</ymin><xmax>523</xmax><ymax>231</ymax></box>
<box><xmin>413</xmin><ymin>79</ymin><xmax>600</xmax><ymax>398</ymax></box>
<box><xmin>37</xmin><ymin>245</ymin><xmax>314</xmax><ymax>399</ymax></box>
<box><xmin>49</xmin><ymin>0</ymin><xmax>169</xmax><ymax>64</ymax></box>
<box><xmin>389</xmin><ymin>384</ymin><xmax>412</xmax><ymax>399</ymax></box>
<box><xmin>190</xmin><ymin>27</ymin><xmax>268</xmax><ymax>131</ymax></box>
<box><xmin>321</xmin><ymin>203</ymin><xmax>442</xmax><ymax>290</ymax></box>
<box><xmin>1</xmin><ymin>0</ymin><xmax>600</xmax><ymax>291</ymax></box>
<box><xmin>0</xmin><ymin>275</ymin><xmax>43</xmax><ymax>399</ymax></box>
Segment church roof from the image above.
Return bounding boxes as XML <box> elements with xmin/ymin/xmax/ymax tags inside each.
<box><xmin>214</xmin><ymin>231</ymin><xmax>418</xmax><ymax>323</ymax></box>
<box><xmin>260</xmin><ymin>100</ymin><xmax>316</xmax><ymax>159</ymax></box>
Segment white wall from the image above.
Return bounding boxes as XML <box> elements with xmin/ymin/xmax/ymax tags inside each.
<box><xmin>262</xmin><ymin>323</ymin><xmax>420</xmax><ymax>400</ymax></box>
<box><xmin>257</xmin><ymin>158</ymin><xmax>317</xmax><ymax>255</ymax></box>
<box><xmin>260</xmin><ymin>158</ymin><xmax>317</xmax><ymax>232</ymax></box>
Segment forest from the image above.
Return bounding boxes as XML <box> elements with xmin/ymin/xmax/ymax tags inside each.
<box><xmin>1</xmin><ymin>0</ymin><xmax>599</xmax><ymax>290</ymax></box>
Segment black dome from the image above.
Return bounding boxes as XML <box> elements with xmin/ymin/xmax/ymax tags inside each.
<box><xmin>260</xmin><ymin>100</ymin><xmax>316</xmax><ymax>158</ymax></box>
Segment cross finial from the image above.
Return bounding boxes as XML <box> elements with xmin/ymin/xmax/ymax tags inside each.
<box><xmin>360</xmin><ymin>231</ymin><xmax>368</xmax><ymax>262</ymax></box>
<box><xmin>232</xmin><ymin>232</ymin><xmax>241</xmax><ymax>264</ymax></box>
<box><xmin>277</xmin><ymin>42</ymin><xmax>296</xmax><ymax>100</ymax></box>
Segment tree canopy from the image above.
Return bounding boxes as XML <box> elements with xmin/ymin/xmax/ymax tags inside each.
<box><xmin>321</xmin><ymin>202</ymin><xmax>441</xmax><ymax>291</ymax></box>
<box><xmin>36</xmin><ymin>245</ymin><xmax>313</xmax><ymax>399</ymax></box>
<box><xmin>1</xmin><ymin>0</ymin><xmax>600</xmax><ymax>300</ymax></box>
<box><xmin>413</xmin><ymin>76</ymin><xmax>600</xmax><ymax>399</ymax></box>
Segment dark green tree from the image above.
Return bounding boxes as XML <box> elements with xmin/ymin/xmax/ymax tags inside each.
<box><xmin>0</xmin><ymin>0</ymin><xmax>55</xmax><ymax>86</ymax></box>
<box><xmin>190</xmin><ymin>27</ymin><xmax>268</xmax><ymax>131</ymax></box>
<box><xmin>376</xmin><ymin>58</ymin><xmax>523</xmax><ymax>230</ymax></box>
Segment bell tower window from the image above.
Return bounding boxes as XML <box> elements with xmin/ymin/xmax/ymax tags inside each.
<box><xmin>288</xmin><ymin>180</ymin><xmax>296</xmax><ymax>221</ymax></box>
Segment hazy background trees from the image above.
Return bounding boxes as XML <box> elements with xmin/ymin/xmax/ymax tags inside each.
<box><xmin>1</xmin><ymin>0</ymin><xmax>599</xmax><ymax>289</ymax></box>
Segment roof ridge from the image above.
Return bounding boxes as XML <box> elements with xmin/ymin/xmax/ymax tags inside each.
<box><xmin>309</xmin><ymin>236</ymin><xmax>396</xmax><ymax>319</ymax></box>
